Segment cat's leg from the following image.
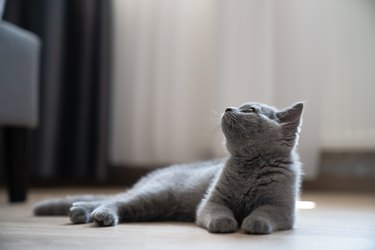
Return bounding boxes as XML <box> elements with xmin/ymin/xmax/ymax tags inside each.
<box><xmin>91</xmin><ymin>190</ymin><xmax>184</xmax><ymax>227</ymax></box>
<box><xmin>69</xmin><ymin>201</ymin><xmax>103</xmax><ymax>224</ymax></box>
<box><xmin>241</xmin><ymin>205</ymin><xmax>294</xmax><ymax>234</ymax></box>
<box><xmin>33</xmin><ymin>195</ymin><xmax>108</xmax><ymax>216</ymax></box>
<box><xmin>90</xmin><ymin>201</ymin><xmax>120</xmax><ymax>226</ymax></box>
<box><xmin>196</xmin><ymin>201</ymin><xmax>238</xmax><ymax>233</ymax></box>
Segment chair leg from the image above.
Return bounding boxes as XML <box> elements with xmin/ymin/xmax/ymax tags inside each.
<box><xmin>4</xmin><ymin>127</ymin><xmax>29</xmax><ymax>202</ymax></box>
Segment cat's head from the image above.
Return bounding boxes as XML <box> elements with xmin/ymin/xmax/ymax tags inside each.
<box><xmin>221</xmin><ymin>102</ymin><xmax>304</xmax><ymax>157</ymax></box>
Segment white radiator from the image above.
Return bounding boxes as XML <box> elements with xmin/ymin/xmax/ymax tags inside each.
<box><xmin>321</xmin><ymin>0</ymin><xmax>375</xmax><ymax>150</ymax></box>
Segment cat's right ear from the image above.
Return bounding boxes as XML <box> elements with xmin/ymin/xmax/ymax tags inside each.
<box><xmin>276</xmin><ymin>102</ymin><xmax>303</xmax><ymax>137</ymax></box>
<box><xmin>276</xmin><ymin>102</ymin><xmax>304</xmax><ymax>134</ymax></box>
<box><xmin>277</xmin><ymin>102</ymin><xmax>304</xmax><ymax>124</ymax></box>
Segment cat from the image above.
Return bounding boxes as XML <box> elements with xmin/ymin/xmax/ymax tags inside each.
<box><xmin>34</xmin><ymin>101</ymin><xmax>304</xmax><ymax>234</ymax></box>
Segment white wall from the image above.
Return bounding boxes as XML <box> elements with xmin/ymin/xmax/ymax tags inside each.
<box><xmin>111</xmin><ymin>0</ymin><xmax>216</xmax><ymax>166</ymax></box>
<box><xmin>321</xmin><ymin>0</ymin><xmax>375</xmax><ymax>149</ymax></box>
<box><xmin>110</xmin><ymin>0</ymin><xmax>375</xmax><ymax>179</ymax></box>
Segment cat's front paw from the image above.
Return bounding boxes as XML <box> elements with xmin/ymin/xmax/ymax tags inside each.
<box><xmin>69</xmin><ymin>205</ymin><xmax>91</xmax><ymax>224</ymax></box>
<box><xmin>91</xmin><ymin>206</ymin><xmax>119</xmax><ymax>227</ymax></box>
<box><xmin>241</xmin><ymin>215</ymin><xmax>273</xmax><ymax>234</ymax></box>
<box><xmin>207</xmin><ymin>216</ymin><xmax>238</xmax><ymax>233</ymax></box>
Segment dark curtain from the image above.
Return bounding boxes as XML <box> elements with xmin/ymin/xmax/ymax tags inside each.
<box><xmin>3</xmin><ymin>0</ymin><xmax>112</xmax><ymax>182</ymax></box>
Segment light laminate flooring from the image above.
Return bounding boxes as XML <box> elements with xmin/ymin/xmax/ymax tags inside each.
<box><xmin>0</xmin><ymin>188</ymin><xmax>374</xmax><ymax>250</ymax></box>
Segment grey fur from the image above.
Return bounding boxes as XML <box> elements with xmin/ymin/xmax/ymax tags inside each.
<box><xmin>33</xmin><ymin>101</ymin><xmax>304</xmax><ymax>234</ymax></box>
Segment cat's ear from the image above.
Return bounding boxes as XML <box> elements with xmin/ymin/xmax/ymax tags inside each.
<box><xmin>277</xmin><ymin>102</ymin><xmax>304</xmax><ymax>125</ymax></box>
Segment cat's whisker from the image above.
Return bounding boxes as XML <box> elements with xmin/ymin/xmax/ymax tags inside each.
<box><xmin>210</xmin><ymin>109</ymin><xmax>222</xmax><ymax>117</ymax></box>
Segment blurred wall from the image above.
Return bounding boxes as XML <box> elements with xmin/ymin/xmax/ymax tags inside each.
<box><xmin>321</xmin><ymin>0</ymin><xmax>375</xmax><ymax>149</ymax></box>
<box><xmin>111</xmin><ymin>0</ymin><xmax>217</xmax><ymax>166</ymax></box>
<box><xmin>110</xmin><ymin>0</ymin><xmax>375</xmax><ymax>179</ymax></box>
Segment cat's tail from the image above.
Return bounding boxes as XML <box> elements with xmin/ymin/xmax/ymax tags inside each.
<box><xmin>33</xmin><ymin>195</ymin><xmax>108</xmax><ymax>216</ymax></box>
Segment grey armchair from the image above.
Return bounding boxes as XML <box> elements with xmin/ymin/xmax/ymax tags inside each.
<box><xmin>0</xmin><ymin>0</ymin><xmax>41</xmax><ymax>202</ymax></box>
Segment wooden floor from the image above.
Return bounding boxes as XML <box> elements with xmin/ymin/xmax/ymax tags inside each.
<box><xmin>0</xmin><ymin>188</ymin><xmax>374</xmax><ymax>250</ymax></box>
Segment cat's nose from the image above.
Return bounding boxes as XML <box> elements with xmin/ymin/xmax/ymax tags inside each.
<box><xmin>225</xmin><ymin>107</ymin><xmax>234</xmax><ymax>113</ymax></box>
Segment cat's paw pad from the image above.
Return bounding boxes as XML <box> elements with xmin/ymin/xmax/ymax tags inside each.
<box><xmin>69</xmin><ymin>206</ymin><xmax>91</xmax><ymax>224</ymax></box>
<box><xmin>207</xmin><ymin>216</ymin><xmax>238</xmax><ymax>233</ymax></box>
<box><xmin>241</xmin><ymin>216</ymin><xmax>273</xmax><ymax>234</ymax></box>
<box><xmin>91</xmin><ymin>207</ymin><xmax>118</xmax><ymax>227</ymax></box>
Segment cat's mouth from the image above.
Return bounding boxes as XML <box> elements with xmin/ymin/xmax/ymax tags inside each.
<box><xmin>221</xmin><ymin>112</ymin><xmax>240</xmax><ymax>133</ymax></box>
<box><xmin>222</xmin><ymin>111</ymin><xmax>237</xmax><ymax>123</ymax></box>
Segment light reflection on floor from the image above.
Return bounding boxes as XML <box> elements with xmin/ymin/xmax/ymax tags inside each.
<box><xmin>297</xmin><ymin>201</ymin><xmax>316</xmax><ymax>209</ymax></box>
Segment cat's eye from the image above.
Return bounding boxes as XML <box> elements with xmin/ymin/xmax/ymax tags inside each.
<box><xmin>242</xmin><ymin>107</ymin><xmax>256</xmax><ymax>113</ymax></box>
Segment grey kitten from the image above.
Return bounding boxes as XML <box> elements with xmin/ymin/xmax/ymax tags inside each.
<box><xmin>34</xmin><ymin>101</ymin><xmax>304</xmax><ymax>234</ymax></box>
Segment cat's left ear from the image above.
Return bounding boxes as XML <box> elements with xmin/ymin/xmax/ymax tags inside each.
<box><xmin>276</xmin><ymin>102</ymin><xmax>304</xmax><ymax>127</ymax></box>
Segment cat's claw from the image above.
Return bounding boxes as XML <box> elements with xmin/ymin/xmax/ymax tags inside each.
<box><xmin>91</xmin><ymin>207</ymin><xmax>119</xmax><ymax>227</ymax></box>
<box><xmin>241</xmin><ymin>215</ymin><xmax>273</xmax><ymax>234</ymax></box>
<box><xmin>207</xmin><ymin>216</ymin><xmax>238</xmax><ymax>233</ymax></box>
<box><xmin>69</xmin><ymin>206</ymin><xmax>91</xmax><ymax>224</ymax></box>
